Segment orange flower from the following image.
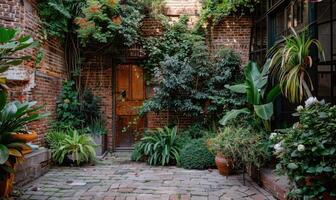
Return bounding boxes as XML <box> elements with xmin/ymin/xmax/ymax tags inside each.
<box><xmin>106</xmin><ymin>0</ymin><xmax>117</xmax><ymax>7</ymax></box>
<box><xmin>74</xmin><ymin>17</ymin><xmax>88</xmax><ymax>26</ymax></box>
<box><xmin>112</xmin><ymin>16</ymin><xmax>122</xmax><ymax>25</ymax></box>
<box><xmin>88</xmin><ymin>4</ymin><xmax>101</xmax><ymax>14</ymax></box>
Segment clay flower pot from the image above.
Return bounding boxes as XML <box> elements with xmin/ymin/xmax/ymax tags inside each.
<box><xmin>215</xmin><ymin>153</ymin><xmax>233</xmax><ymax>176</ymax></box>
<box><xmin>11</xmin><ymin>131</ymin><xmax>37</xmax><ymax>143</ymax></box>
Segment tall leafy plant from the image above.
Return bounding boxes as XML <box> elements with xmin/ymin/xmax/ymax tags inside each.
<box><xmin>269</xmin><ymin>28</ymin><xmax>324</xmax><ymax>103</ymax></box>
<box><xmin>220</xmin><ymin>60</ymin><xmax>281</xmax><ymax>130</ymax></box>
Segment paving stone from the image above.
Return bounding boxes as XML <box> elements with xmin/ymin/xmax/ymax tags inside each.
<box><xmin>17</xmin><ymin>155</ymin><xmax>274</xmax><ymax>200</ymax></box>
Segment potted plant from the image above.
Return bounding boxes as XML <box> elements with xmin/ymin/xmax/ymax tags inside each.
<box><xmin>269</xmin><ymin>28</ymin><xmax>324</xmax><ymax>104</ymax></box>
<box><xmin>86</xmin><ymin>118</ymin><xmax>107</xmax><ymax>156</ymax></box>
<box><xmin>11</xmin><ymin>130</ymin><xmax>38</xmax><ymax>143</ymax></box>
<box><xmin>208</xmin><ymin>125</ymin><xmax>269</xmax><ymax>177</ymax></box>
<box><xmin>0</xmin><ymin>27</ymin><xmax>46</xmax><ymax>197</ymax></box>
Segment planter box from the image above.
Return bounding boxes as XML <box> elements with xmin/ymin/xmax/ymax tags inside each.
<box><xmin>15</xmin><ymin>149</ymin><xmax>51</xmax><ymax>187</ymax></box>
<box><xmin>93</xmin><ymin>135</ymin><xmax>104</xmax><ymax>156</ymax></box>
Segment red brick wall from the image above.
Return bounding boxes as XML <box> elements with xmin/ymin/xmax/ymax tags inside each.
<box><xmin>209</xmin><ymin>17</ymin><xmax>252</xmax><ymax>65</ymax></box>
<box><xmin>0</xmin><ymin>0</ymin><xmax>66</xmax><ymax>146</ymax></box>
<box><xmin>81</xmin><ymin>54</ymin><xmax>113</xmax><ymax>150</ymax></box>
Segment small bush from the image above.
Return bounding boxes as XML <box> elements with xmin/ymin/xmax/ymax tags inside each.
<box><xmin>179</xmin><ymin>139</ymin><xmax>215</xmax><ymax>170</ymax></box>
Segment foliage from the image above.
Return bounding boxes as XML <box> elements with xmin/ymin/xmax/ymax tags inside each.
<box><xmin>132</xmin><ymin>126</ymin><xmax>180</xmax><ymax>166</ymax></box>
<box><xmin>271</xmin><ymin>98</ymin><xmax>336</xmax><ymax>199</ymax></box>
<box><xmin>269</xmin><ymin>28</ymin><xmax>325</xmax><ymax>103</ymax></box>
<box><xmin>131</xmin><ymin>143</ymin><xmax>143</xmax><ymax>162</ymax></box>
<box><xmin>0</xmin><ymin>94</ymin><xmax>48</xmax><ymax>179</ymax></box>
<box><xmin>46</xmin><ymin>129</ymin><xmax>96</xmax><ymax>165</ymax></box>
<box><xmin>208</xmin><ymin>126</ymin><xmax>269</xmax><ymax>168</ymax></box>
<box><xmin>179</xmin><ymin>124</ymin><xmax>217</xmax><ymax>140</ymax></box>
<box><xmin>198</xmin><ymin>0</ymin><xmax>255</xmax><ymax>28</ymax></box>
<box><xmin>141</xmin><ymin>18</ymin><xmax>243</xmax><ymax>123</ymax></box>
<box><xmin>0</xmin><ymin>27</ymin><xmax>47</xmax><ymax>179</ymax></box>
<box><xmin>80</xmin><ymin>89</ymin><xmax>101</xmax><ymax>125</ymax></box>
<box><xmin>0</xmin><ymin>27</ymin><xmax>38</xmax><ymax>89</ymax></box>
<box><xmin>55</xmin><ymin>82</ymin><xmax>103</xmax><ymax>131</ymax></box>
<box><xmin>221</xmin><ymin>60</ymin><xmax>281</xmax><ymax>130</ymax></box>
<box><xmin>38</xmin><ymin>0</ymin><xmax>86</xmax><ymax>40</ymax></box>
<box><xmin>179</xmin><ymin>138</ymin><xmax>215</xmax><ymax>170</ymax></box>
<box><xmin>76</xmin><ymin>0</ymin><xmax>144</xmax><ymax>46</ymax></box>
<box><xmin>206</xmin><ymin>48</ymin><xmax>245</xmax><ymax>121</ymax></box>
<box><xmin>55</xmin><ymin>81</ymin><xmax>82</xmax><ymax>129</ymax></box>
<box><xmin>86</xmin><ymin>118</ymin><xmax>107</xmax><ymax>136</ymax></box>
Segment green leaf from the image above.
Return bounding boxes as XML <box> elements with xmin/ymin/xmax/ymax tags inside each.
<box><xmin>266</xmin><ymin>85</ymin><xmax>281</xmax><ymax>103</ymax></box>
<box><xmin>219</xmin><ymin>108</ymin><xmax>251</xmax><ymax>125</ymax></box>
<box><xmin>323</xmin><ymin>166</ymin><xmax>333</xmax><ymax>172</ymax></box>
<box><xmin>254</xmin><ymin>102</ymin><xmax>274</xmax><ymax>120</ymax></box>
<box><xmin>287</xmin><ymin>163</ymin><xmax>299</xmax><ymax>170</ymax></box>
<box><xmin>225</xmin><ymin>84</ymin><xmax>247</xmax><ymax>93</ymax></box>
<box><xmin>244</xmin><ymin>62</ymin><xmax>262</xmax><ymax>104</ymax></box>
<box><xmin>0</xmin><ymin>27</ymin><xmax>17</xmax><ymax>43</ymax></box>
<box><xmin>0</xmin><ymin>144</ymin><xmax>9</xmax><ymax>164</ymax></box>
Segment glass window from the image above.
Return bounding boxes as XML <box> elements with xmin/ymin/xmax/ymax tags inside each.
<box><xmin>317</xmin><ymin>0</ymin><xmax>336</xmax><ymax>104</ymax></box>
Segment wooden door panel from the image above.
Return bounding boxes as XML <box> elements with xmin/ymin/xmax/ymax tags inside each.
<box><xmin>131</xmin><ymin>65</ymin><xmax>144</xmax><ymax>100</ymax></box>
<box><xmin>115</xmin><ymin>64</ymin><xmax>145</xmax><ymax>148</ymax></box>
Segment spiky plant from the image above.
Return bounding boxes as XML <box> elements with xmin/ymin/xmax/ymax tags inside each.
<box><xmin>269</xmin><ymin>28</ymin><xmax>324</xmax><ymax>103</ymax></box>
<box><xmin>135</xmin><ymin>126</ymin><xmax>180</xmax><ymax>166</ymax></box>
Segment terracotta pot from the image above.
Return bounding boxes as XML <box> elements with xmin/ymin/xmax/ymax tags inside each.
<box><xmin>215</xmin><ymin>153</ymin><xmax>233</xmax><ymax>176</ymax></box>
<box><xmin>11</xmin><ymin>131</ymin><xmax>37</xmax><ymax>143</ymax></box>
<box><xmin>0</xmin><ymin>171</ymin><xmax>15</xmax><ymax>197</ymax></box>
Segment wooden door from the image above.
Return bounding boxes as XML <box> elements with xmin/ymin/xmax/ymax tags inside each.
<box><xmin>115</xmin><ymin>64</ymin><xmax>145</xmax><ymax>148</ymax></box>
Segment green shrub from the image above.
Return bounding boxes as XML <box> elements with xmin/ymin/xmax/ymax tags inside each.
<box><xmin>179</xmin><ymin>139</ymin><xmax>215</xmax><ymax>170</ymax></box>
<box><xmin>208</xmin><ymin>126</ymin><xmax>269</xmax><ymax>168</ymax></box>
<box><xmin>133</xmin><ymin>126</ymin><xmax>180</xmax><ymax>166</ymax></box>
<box><xmin>46</xmin><ymin>129</ymin><xmax>96</xmax><ymax>165</ymax></box>
<box><xmin>271</xmin><ymin>99</ymin><xmax>336</xmax><ymax>199</ymax></box>
<box><xmin>131</xmin><ymin>143</ymin><xmax>142</xmax><ymax>162</ymax></box>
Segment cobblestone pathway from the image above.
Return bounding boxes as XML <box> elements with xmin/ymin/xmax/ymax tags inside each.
<box><xmin>17</xmin><ymin>153</ymin><xmax>275</xmax><ymax>200</ymax></box>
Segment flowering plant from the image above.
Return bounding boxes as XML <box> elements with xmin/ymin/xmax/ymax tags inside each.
<box><xmin>75</xmin><ymin>0</ymin><xmax>144</xmax><ymax>46</ymax></box>
<box><xmin>270</xmin><ymin>97</ymin><xmax>336</xmax><ymax>199</ymax></box>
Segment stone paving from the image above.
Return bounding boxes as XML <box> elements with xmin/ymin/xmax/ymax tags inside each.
<box><xmin>16</xmin><ymin>153</ymin><xmax>275</xmax><ymax>200</ymax></box>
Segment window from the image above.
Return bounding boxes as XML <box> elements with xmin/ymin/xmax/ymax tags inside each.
<box><xmin>250</xmin><ymin>3</ymin><xmax>267</xmax><ymax>65</ymax></box>
<box><xmin>316</xmin><ymin>0</ymin><xmax>336</xmax><ymax>104</ymax></box>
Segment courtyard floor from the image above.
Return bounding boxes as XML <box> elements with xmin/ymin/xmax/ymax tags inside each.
<box><xmin>17</xmin><ymin>153</ymin><xmax>275</xmax><ymax>200</ymax></box>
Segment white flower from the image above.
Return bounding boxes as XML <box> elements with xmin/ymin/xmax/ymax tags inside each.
<box><xmin>296</xmin><ymin>105</ymin><xmax>304</xmax><ymax>112</ymax></box>
<box><xmin>305</xmin><ymin>97</ymin><xmax>319</xmax><ymax>107</ymax></box>
<box><xmin>274</xmin><ymin>142</ymin><xmax>284</xmax><ymax>154</ymax></box>
<box><xmin>297</xmin><ymin>144</ymin><xmax>305</xmax><ymax>152</ymax></box>
<box><xmin>269</xmin><ymin>132</ymin><xmax>278</xmax><ymax>140</ymax></box>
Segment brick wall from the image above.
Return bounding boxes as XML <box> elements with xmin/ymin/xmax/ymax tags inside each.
<box><xmin>0</xmin><ymin>0</ymin><xmax>66</xmax><ymax>146</ymax></box>
<box><xmin>81</xmin><ymin>54</ymin><xmax>113</xmax><ymax>150</ymax></box>
<box><xmin>209</xmin><ymin>17</ymin><xmax>252</xmax><ymax>65</ymax></box>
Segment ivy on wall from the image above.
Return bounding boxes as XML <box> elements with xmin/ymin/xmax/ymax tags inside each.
<box><xmin>197</xmin><ymin>0</ymin><xmax>255</xmax><ymax>29</ymax></box>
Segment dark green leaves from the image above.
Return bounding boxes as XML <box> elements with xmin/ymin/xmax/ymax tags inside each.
<box><xmin>134</xmin><ymin>126</ymin><xmax>181</xmax><ymax>166</ymax></box>
<box><xmin>0</xmin><ymin>144</ymin><xmax>9</xmax><ymax>164</ymax></box>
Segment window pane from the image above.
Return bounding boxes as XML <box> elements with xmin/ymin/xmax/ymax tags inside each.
<box><xmin>318</xmin><ymin>1</ymin><xmax>331</xmax><ymax>23</ymax></box>
<box><xmin>318</xmin><ymin>23</ymin><xmax>331</xmax><ymax>61</ymax></box>
<box><xmin>317</xmin><ymin>72</ymin><xmax>331</xmax><ymax>98</ymax></box>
